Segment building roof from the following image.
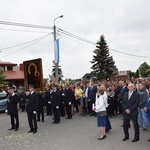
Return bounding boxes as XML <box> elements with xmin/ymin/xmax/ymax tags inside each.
<box><xmin>0</xmin><ymin>61</ymin><xmax>17</xmax><ymax>66</ymax></box>
<box><xmin>4</xmin><ymin>66</ymin><xmax>24</xmax><ymax>80</ymax></box>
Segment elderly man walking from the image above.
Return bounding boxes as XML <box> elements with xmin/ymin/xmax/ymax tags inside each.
<box><xmin>122</xmin><ymin>83</ymin><xmax>140</xmax><ymax>142</ymax></box>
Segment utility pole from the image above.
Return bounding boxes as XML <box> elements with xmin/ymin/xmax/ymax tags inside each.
<box><xmin>53</xmin><ymin>15</ymin><xmax>63</xmax><ymax>84</ymax></box>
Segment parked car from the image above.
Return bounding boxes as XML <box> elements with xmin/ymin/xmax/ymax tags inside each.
<box><xmin>0</xmin><ymin>92</ymin><xmax>7</xmax><ymax>111</ymax></box>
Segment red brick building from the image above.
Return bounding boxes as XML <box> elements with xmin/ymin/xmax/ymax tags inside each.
<box><xmin>0</xmin><ymin>61</ymin><xmax>24</xmax><ymax>86</ymax></box>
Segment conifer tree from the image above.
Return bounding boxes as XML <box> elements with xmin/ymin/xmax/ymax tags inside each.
<box><xmin>91</xmin><ymin>35</ymin><xmax>117</xmax><ymax>80</ymax></box>
<box><xmin>0</xmin><ymin>71</ymin><xmax>7</xmax><ymax>85</ymax></box>
<box><xmin>52</xmin><ymin>62</ymin><xmax>63</xmax><ymax>81</ymax></box>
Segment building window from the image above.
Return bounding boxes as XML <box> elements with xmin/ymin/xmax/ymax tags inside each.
<box><xmin>0</xmin><ymin>66</ymin><xmax>5</xmax><ymax>71</ymax></box>
<box><xmin>7</xmin><ymin>66</ymin><xmax>13</xmax><ymax>71</ymax></box>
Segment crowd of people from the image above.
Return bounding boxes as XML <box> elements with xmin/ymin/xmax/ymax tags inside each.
<box><xmin>2</xmin><ymin>78</ymin><xmax>150</xmax><ymax>142</ymax></box>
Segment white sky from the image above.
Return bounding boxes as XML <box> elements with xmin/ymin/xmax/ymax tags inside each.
<box><xmin>0</xmin><ymin>0</ymin><xmax>150</xmax><ymax>79</ymax></box>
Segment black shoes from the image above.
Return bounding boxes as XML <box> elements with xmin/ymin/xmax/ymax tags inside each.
<box><xmin>52</xmin><ymin>121</ymin><xmax>60</xmax><ymax>124</ymax></box>
<box><xmin>28</xmin><ymin>129</ymin><xmax>37</xmax><ymax>134</ymax></box>
<box><xmin>122</xmin><ymin>137</ymin><xmax>129</xmax><ymax>141</ymax></box>
<box><xmin>122</xmin><ymin>137</ymin><xmax>139</xmax><ymax>142</ymax></box>
<box><xmin>15</xmin><ymin>128</ymin><xmax>18</xmax><ymax>131</ymax></box>
<box><xmin>28</xmin><ymin>129</ymin><xmax>34</xmax><ymax>133</ymax></box>
<box><xmin>132</xmin><ymin>138</ymin><xmax>139</xmax><ymax>142</ymax></box>
<box><xmin>8</xmin><ymin>127</ymin><xmax>15</xmax><ymax>130</ymax></box>
<box><xmin>98</xmin><ymin>135</ymin><xmax>107</xmax><ymax>140</ymax></box>
<box><xmin>33</xmin><ymin>130</ymin><xmax>37</xmax><ymax>134</ymax></box>
<box><xmin>8</xmin><ymin>126</ymin><xmax>18</xmax><ymax>131</ymax></box>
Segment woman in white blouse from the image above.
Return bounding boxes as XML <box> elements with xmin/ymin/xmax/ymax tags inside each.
<box><xmin>93</xmin><ymin>87</ymin><xmax>107</xmax><ymax>140</ymax></box>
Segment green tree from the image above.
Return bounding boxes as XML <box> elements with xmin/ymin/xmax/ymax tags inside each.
<box><xmin>0</xmin><ymin>71</ymin><xmax>7</xmax><ymax>85</ymax></box>
<box><xmin>135</xmin><ymin>69</ymin><xmax>139</xmax><ymax>78</ymax></box>
<box><xmin>129</xmin><ymin>71</ymin><xmax>136</xmax><ymax>78</ymax></box>
<box><xmin>91</xmin><ymin>35</ymin><xmax>117</xmax><ymax>80</ymax></box>
<box><xmin>138</xmin><ymin>62</ymin><xmax>150</xmax><ymax>77</ymax></box>
<box><xmin>52</xmin><ymin>62</ymin><xmax>63</xmax><ymax>81</ymax></box>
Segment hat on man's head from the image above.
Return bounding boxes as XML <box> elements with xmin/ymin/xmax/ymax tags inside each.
<box><xmin>28</xmin><ymin>84</ymin><xmax>34</xmax><ymax>88</ymax></box>
<box><xmin>9</xmin><ymin>86</ymin><xmax>15</xmax><ymax>90</ymax></box>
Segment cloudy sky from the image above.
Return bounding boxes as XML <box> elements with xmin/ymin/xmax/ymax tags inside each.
<box><xmin>0</xmin><ymin>0</ymin><xmax>150</xmax><ymax>79</ymax></box>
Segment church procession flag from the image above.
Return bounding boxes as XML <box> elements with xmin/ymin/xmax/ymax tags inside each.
<box><xmin>54</xmin><ymin>39</ymin><xmax>60</xmax><ymax>63</ymax></box>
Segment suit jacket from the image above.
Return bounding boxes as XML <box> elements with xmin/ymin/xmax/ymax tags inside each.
<box><xmin>122</xmin><ymin>91</ymin><xmax>140</xmax><ymax>115</ymax></box>
<box><xmin>65</xmin><ymin>88</ymin><xmax>73</xmax><ymax>104</ymax></box>
<box><xmin>26</xmin><ymin>92</ymin><xmax>39</xmax><ymax>113</ymax></box>
<box><xmin>145</xmin><ymin>95</ymin><xmax>150</xmax><ymax>119</ymax></box>
<box><xmin>7</xmin><ymin>94</ymin><xmax>20</xmax><ymax>112</ymax></box>
<box><xmin>44</xmin><ymin>89</ymin><xmax>51</xmax><ymax>104</ymax></box>
<box><xmin>119</xmin><ymin>85</ymin><xmax>128</xmax><ymax>101</ymax></box>
<box><xmin>88</xmin><ymin>86</ymin><xmax>97</xmax><ymax>102</ymax></box>
<box><xmin>51</xmin><ymin>91</ymin><xmax>60</xmax><ymax>108</ymax></box>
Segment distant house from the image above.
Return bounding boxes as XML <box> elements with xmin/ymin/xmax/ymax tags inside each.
<box><xmin>82</xmin><ymin>70</ymin><xmax>131</xmax><ymax>81</ymax></box>
<box><xmin>0</xmin><ymin>61</ymin><xmax>24</xmax><ymax>86</ymax></box>
<box><xmin>82</xmin><ymin>73</ymin><xmax>92</xmax><ymax>80</ymax></box>
<box><xmin>115</xmin><ymin>70</ymin><xmax>130</xmax><ymax>80</ymax></box>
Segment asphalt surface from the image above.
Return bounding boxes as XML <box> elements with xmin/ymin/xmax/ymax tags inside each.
<box><xmin>0</xmin><ymin>111</ymin><xmax>149</xmax><ymax>150</ymax></box>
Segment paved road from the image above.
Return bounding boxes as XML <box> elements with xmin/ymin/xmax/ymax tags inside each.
<box><xmin>0</xmin><ymin>112</ymin><xmax>149</xmax><ymax>150</ymax></box>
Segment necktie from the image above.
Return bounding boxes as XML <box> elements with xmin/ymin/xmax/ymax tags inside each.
<box><xmin>128</xmin><ymin>92</ymin><xmax>131</xmax><ymax>100</ymax></box>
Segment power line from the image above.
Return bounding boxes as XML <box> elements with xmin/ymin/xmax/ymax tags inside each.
<box><xmin>1</xmin><ymin>33</ymin><xmax>52</xmax><ymax>51</ymax></box>
<box><xmin>0</xmin><ymin>21</ymin><xmax>53</xmax><ymax>29</ymax></box>
<box><xmin>0</xmin><ymin>34</ymin><xmax>51</xmax><ymax>59</ymax></box>
<box><xmin>60</xmin><ymin>34</ymin><xmax>96</xmax><ymax>48</ymax></box>
<box><xmin>109</xmin><ymin>48</ymin><xmax>150</xmax><ymax>59</ymax></box>
<box><xmin>0</xmin><ymin>27</ymin><xmax>50</xmax><ymax>34</ymax></box>
<box><xmin>59</xmin><ymin>28</ymin><xmax>150</xmax><ymax>59</ymax></box>
<box><xmin>0</xmin><ymin>20</ymin><xmax>150</xmax><ymax>59</ymax></box>
<box><xmin>58</xmin><ymin>28</ymin><xmax>95</xmax><ymax>45</ymax></box>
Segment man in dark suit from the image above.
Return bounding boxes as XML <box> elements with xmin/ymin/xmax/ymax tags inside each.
<box><xmin>37</xmin><ymin>91</ymin><xmax>44</xmax><ymax>122</ymax></box>
<box><xmin>64</xmin><ymin>84</ymin><xmax>73</xmax><ymax>119</ymax></box>
<box><xmin>122</xmin><ymin>83</ymin><xmax>140</xmax><ymax>142</ymax></box>
<box><xmin>44</xmin><ymin>85</ymin><xmax>52</xmax><ymax>116</ymax></box>
<box><xmin>114</xmin><ymin>81</ymin><xmax>122</xmax><ymax>115</ymax></box>
<box><xmin>26</xmin><ymin>84</ymin><xmax>39</xmax><ymax>134</ymax></box>
<box><xmin>88</xmin><ymin>81</ymin><xmax>97</xmax><ymax>116</ymax></box>
<box><xmin>7</xmin><ymin>86</ymin><xmax>20</xmax><ymax>131</ymax></box>
<box><xmin>119</xmin><ymin>80</ymin><xmax>128</xmax><ymax>114</ymax></box>
<box><xmin>51</xmin><ymin>85</ymin><xmax>61</xmax><ymax>124</ymax></box>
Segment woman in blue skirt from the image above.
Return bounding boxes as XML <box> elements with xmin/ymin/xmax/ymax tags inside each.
<box><xmin>93</xmin><ymin>87</ymin><xmax>107</xmax><ymax>140</ymax></box>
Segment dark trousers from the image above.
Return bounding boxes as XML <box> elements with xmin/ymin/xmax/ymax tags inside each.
<box><xmin>123</xmin><ymin>114</ymin><xmax>139</xmax><ymax>139</ymax></box>
<box><xmin>53</xmin><ymin>107</ymin><xmax>60</xmax><ymax>123</ymax></box>
<box><xmin>87</xmin><ymin>101</ymin><xmax>91</xmax><ymax>114</ymax></box>
<box><xmin>27</xmin><ymin>112</ymin><xmax>37</xmax><ymax>131</ymax></box>
<box><xmin>37</xmin><ymin>106</ymin><xmax>44</xmax><ymax>121</ymax></box>
<box><xmin>108</xmin><ymin>98</ymin><xmax>115</xmax><ymax>117</ymax></box>
<box><xmin>114</xmin><ymin>99</ymin><xmax>119</xmax><ymax>115</ymax></box>
<box><xmin>119</xmin><ymin>102</ymin><xmax>122</xmax><ymax>114</ymax></box>
<box><xmin>19</xmin><ymin>101</ymin><xmax>25</xmax><ymax>111</ymax></box>
<box><xmin>60</xmin><ymin>103</ymin><xmax>65</xmax><ymax>116</ymax></box>
<box><xmin>65</xmin><ymin>103</ymin><xmax>72</xmax><ymax>118</ymax></box>
<box><xmin>90</xmin><ymin>100</ymin><xmax>95</xmax><ymax>115</ymax></box>
<box><xmin>82</xmin><ymin>98</ymin><xmax>87</xmax><ymax>115</ymax></box>
<box><xmin>74</xmin><ymin>100</ymin><xmax>79</xmax><ymax>113</ymax></box>
<box><xmin>9</xmin><ymin>111</ymin><xmax>19</xmax><ymax>128</ymax></box>
<box><xmin>46</xmin><ymin>103</ymin><xmax>52</xmax><ymax>115</ymax></box>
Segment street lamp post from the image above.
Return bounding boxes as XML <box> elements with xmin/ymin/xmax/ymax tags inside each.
<box><xmin>53</xmin><ymin>15</ymin><xmax>63</xmax><ymax>84</ymax></box>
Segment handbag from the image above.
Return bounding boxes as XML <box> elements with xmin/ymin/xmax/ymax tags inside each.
<box><xmin>97</xmin><ymin>110</ymin><xmax>107</xmax><ymax>116</ymax></box>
